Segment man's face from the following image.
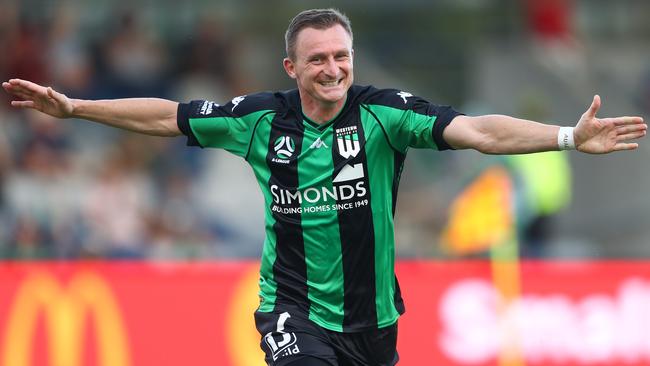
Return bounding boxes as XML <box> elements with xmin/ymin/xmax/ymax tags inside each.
<box><xmin>284</xmin><ymin>24</ymin><xmax>354</xmax><ymax>107</ymax></box>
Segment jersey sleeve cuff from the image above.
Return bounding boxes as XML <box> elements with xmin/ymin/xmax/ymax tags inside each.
<box><xmin>177</xmin><ymin>102</ymin><xmax>202</xmax><ymax>147</ymax></box>
<box><xmin>432</xmin><ymin>107</ymin><xmax>464</xmax><ymax>151</ymax></box>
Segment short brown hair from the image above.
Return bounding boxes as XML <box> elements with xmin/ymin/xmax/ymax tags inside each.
<box><xmin>285</xmin><ymin>8</ymin><xmax>353</xmax><ymax>60</ymax></box>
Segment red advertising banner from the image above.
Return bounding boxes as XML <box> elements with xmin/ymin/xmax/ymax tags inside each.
<box><xmin>1</xmin><ymin>261</ymin><xmax>650</xmax><ymax>366</ymax></box>
<box><xmin>398</xmin><ymin>261</ymin><xmax>650</xmax><ymax>366</ymax></box>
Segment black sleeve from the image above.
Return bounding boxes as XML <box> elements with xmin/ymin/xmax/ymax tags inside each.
<box><xmin>431</xmin><ymin>106</ymin><xmax>464</xmax><ymax>151</ymax></box>
<box><xmin>177</xmin><ymin>101</ymin><xmax>203</xmax><ymax>147</ymax></box>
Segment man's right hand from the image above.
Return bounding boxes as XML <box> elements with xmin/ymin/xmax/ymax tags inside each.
<box><xmin>3</xmin><ymin>78</ymin><xmax>181</xmax><ymax>136</ymax></box>
<box><xmin>2</xmin><ymin>79</ymin><xmax>74</xmax><ymax>118</ymax></box>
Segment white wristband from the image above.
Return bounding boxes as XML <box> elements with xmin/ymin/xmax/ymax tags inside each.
<box><xmin>558</xmin><ymin>127</ymin><xmax>575</xmax><ymax>150</ymax></box>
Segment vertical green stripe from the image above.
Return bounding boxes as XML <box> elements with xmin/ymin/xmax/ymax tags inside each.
<box><xmin>361</xmin><ymin>111</ymin><xmax>401</xmax><ymax>326</ymax></box>
<box><xmin>298</xmin><ymin>129</ymin><xmax>345</xmax><ymax>331</ymax></box>
<box><xmin>249</xmin><ymin>118</ymin><xmax>278</xmax><ymax>312</ymax></box>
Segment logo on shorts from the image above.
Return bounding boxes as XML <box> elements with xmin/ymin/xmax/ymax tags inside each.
<box><xmin>335</xmin><ymin>126</ymin><xmax>361</xmax><ymax>159</ymax></box>
<box><xmin>264</xmin><ymin>312</ymin><xmax>301</xmax><ymax>361</ymax></box>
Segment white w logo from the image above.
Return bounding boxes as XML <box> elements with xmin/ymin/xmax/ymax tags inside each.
<box><xmin>337</xmin><ymin>134</ymin><xmax>360</xmax><ymax>159</ymax></box>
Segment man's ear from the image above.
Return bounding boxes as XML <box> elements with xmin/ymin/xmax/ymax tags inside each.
<box><xmin>283</xmin><ymin>57</ymin><xmax>297</xmax><ymax>79</ymax></box>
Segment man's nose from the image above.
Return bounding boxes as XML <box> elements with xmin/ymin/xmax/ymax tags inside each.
<box><xmin>323</xmin><ymin>57</ymin><xmax>338</xmax><ymax>77</ymax></box>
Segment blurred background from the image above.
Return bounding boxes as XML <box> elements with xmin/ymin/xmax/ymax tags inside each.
<box><xmin>1</xmin><ymin>0</ymin><xmax>649</xmax><ymax>260</ymax></box>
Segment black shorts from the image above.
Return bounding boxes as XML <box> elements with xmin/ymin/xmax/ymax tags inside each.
<box><xmin>255</xmin><ymin>307</ymin><xmax>399</xmax><ymax>366</ymax></box>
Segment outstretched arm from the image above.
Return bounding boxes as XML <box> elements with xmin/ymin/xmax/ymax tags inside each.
<box><xmin>443</xmin><ymin>95</ymin><xmax>646</xmax><ymax>154</ymax></box>
<box><xmin>2</xmin><ymin>79</ymin><xmax>181</xmax><ymax>137</ymax></box>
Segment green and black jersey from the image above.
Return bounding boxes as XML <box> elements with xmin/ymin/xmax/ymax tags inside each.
<box><xmin>177</xmin><ymin>85</ymin><xmax>462</xmax><ymax>332</ymax></box>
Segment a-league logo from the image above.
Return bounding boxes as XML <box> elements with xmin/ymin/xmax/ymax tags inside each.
<box><xmin>274</xmin><ymin>136</ymin><xmax>296</xmax><ymax>159</ymax></box>
<box><xmin>335</xmin><ymin>126</ymin><xmax>361</xmax><ymax>159</ymax></box>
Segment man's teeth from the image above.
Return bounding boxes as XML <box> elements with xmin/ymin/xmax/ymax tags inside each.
<box><xmin>320</xmin><ymin>80</ymin><xmax>339</xmax><ymax>86</ymax></box>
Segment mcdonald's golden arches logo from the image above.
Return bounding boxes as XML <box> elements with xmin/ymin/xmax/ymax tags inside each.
<box><xmin>1</xmin><ymin>270</ymin><xmax>131</xmax><ymax>366</ymax></box>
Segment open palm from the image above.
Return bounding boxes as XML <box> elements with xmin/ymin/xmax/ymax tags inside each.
<box><xmin>575</xmin><ymin>95</ymin><xmax>646</xmax><ymax>154</ymax></box>
<box><xmin>2</xmin><ymin>79</ymin><xmax>74</xmax><ymax>118</ymax></box>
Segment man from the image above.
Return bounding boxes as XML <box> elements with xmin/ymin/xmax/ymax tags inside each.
<box><xmin>2</xmin><ymin>8</ymin><xmax>646</xmax><ymax>366</ymax></box>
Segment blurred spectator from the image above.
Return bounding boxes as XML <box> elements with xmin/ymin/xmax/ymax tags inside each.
<box><xmin>171</xmin><ymin>15</ymin><xmax>249</xmax><ymax>105</ymax></box>
<box><xmin>506</xmin><ymin>95</ymin><xmax>572</xmax><ymax>257</ymax></box>
<box><xmin>47</xmin><ymin>2</ymin><xmax>94</xmax><ymax>98</ymax></box>
<box><xmin>525</xmin><ymin>0</ymin><xmax>587</xmax><ymax>84</ymax></box>
<box><xmin>0</xmin><ymin>115</ymin><xmax>12</xmax><ymax>251</ymax></box>
<box><xmin>526</xmin><ymin>0</ymin><xmax>574</xmax><ymax>41</ymax></box>
<box><xmin>148</xmin><ymin>174</ymin><xmax>217</xmax><ymax>259</ymax></box>
<box><xmin>0</xmin><ymin>1</ymin><xmax>19</xmax><ymax>110</ymax></box>
<box><xmin>507</xmin><ymin>152</ymin><xmax>572</xmax><ymax>257</ymax></box>
<box><xmin>82</xmin><ymin>135</ymin><xmax>156</xmax><ymax>258</ymax></box>
<box><xmin>8</xmin><ymin>216</ymin><xmax>48</xmax><ymax>259</ymax></box>
<box><xmin>3</xmin><ymin>21</ymin><xmax>49</xmax><ymax>85</ymax></box>
<box><xmin>3</xmin><ymin>111</ymin><xmax>84</xmax><ymax>258</ymax></box>
<box><xmin>0</xmin><ymin>3</ymin><xmax>240</xmax><ymax>259</ymax></box>
<box><xmin>95</xmin><ymin>10</ymin><xmax>169</xmax><ymax>98</ymax></box>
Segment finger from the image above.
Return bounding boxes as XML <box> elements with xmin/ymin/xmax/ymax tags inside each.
<box><xmin>10</xmin><ymin>100</ymin><xmax>36</xmax><ymax>109</ymax></box>
<box><xmin>8</xmin><ymin>78</ymin><xmax>47</xmax><ymax>95</ymax></box>
<box><xmin>617</xmin><ymin>131</ymin><xmax>647</xmax><ymax>141</ymax></box>
<box><xmin>9</xmin><ymin>87</ymin><xmax>38</xmax><ymax>101</ymax></box>
<box><xmin>5</xmin><ymin>89</ymin><xmax>34</xmax><ymax>102</ymax></box>
<box><xmin>4</xmin><ymin>81</ymin><xmax>53</xmax><ymax>104</ymax></box>
<box><xmin>616</xmin><ymin>124</ymin><xmax>647</xmax><ymax>135</ymax></box>
<box><xmin>3</xmin><ymin>82</ymin><xmax>40</xmax><ymax>99</ymax></box>
<box><xmin>2</xmin><ymin>81</ymin><xmax>23</xmax><ymax>94</ymax></box>
<box><xmin>583</xmin><ymin>94</ymin><xmax>601</xmax><ymax>119</ymax></box>
<box><xmin>609</xmin><ymin>116</ymin><xmax>645</xmax><ymax>126</ymax></box>
<box><xmin>613</xmin><ymin>142</ymin><xmax>639</xmax><ymax>151</ymax></box>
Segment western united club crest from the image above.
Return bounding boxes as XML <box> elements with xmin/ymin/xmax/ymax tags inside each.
<box><xmin>335</xmin><ymin>126</ymin><xmax>360</xmax><ymax>159</ymax></box>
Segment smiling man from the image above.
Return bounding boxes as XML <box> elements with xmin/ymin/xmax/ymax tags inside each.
<box><xmin>2</xmin><ymin>8</ymin><xmax>646</xmax><ymax>366</ymax></box>
<box><xmin>283</xmin><ymin>19</ymin><xmax>354</xmax><ymax>123</ymax></box>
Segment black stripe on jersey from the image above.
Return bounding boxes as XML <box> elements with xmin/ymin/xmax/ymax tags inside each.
<box><xmin>394</xmin><ymin>275</ymin><xmax>405</xmax><ymax>314</ymax></box>
<box><xmin>360</xmin><ymin>104</ymin><xmax>399</xmax><ymax>153</ymax></box>
<box><xmin>266</xmin><ymin>114</ymin><xmax>309</xmax><ymax>311</ymax></box>
<box><xmin>361</xmin><ymin>96</ymin><xmax>406</xmax><ymax>316</ymax></box>
<box><xmin>332</xmin><ymin>115</ymin><xmax>378</xmax><ymax>331</ymax></box>
<box><xmin>391</xmin><ymin>151</ymin><xmax>406</xmax><ymax>216</ymax></box>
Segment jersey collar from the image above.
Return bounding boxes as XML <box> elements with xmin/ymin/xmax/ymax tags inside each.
<box><xmin>301</xmin><ymin>89</ymin><xmax>355</xmax><ymax>132</ymax></box>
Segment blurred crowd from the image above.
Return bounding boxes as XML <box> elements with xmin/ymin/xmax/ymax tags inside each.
<box><xmin>1</xmin><ymin>1</ymin><xmax>649</xmax><ymax>260</ymax></box>
<box><xmin>0</xmin><ymin>1</ymin><xmax>592</xmax><ymax>260</ymax></box>
<box><xmin>0</xmin><ymin>3</ymin><xmax>260</xmax><ymax>259</ymax></box>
